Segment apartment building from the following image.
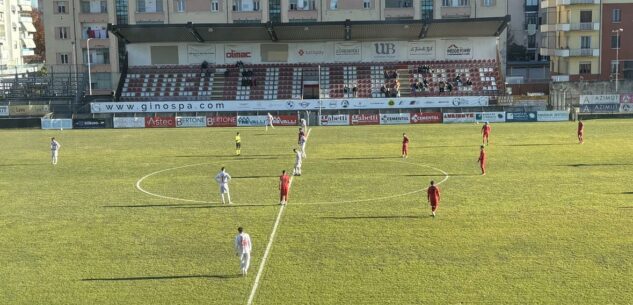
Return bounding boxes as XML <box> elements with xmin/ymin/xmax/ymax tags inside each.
<box><xmin>601</xmin><ymin>0</ymin><xmax>633</xmax><ymax>82</ymax></box>
<box><xmin>508</xmin><ymin>0</ymin><xmax>540</xmax><ymax>61</ymax></box>
<box><xmin>43</xmin><ymin>0</ymin><xmax>508</xmax><ymax>94</ymax></box>
<box><xmin>0</xmin><ymin>0</ymin><xmax>37</xmax><ymax>67</ymax></box>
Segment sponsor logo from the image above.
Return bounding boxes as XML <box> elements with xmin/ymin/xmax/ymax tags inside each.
<box><xmin>374</xmin><ymin>43</ymin><xmax>396</xmax><ymax>55</ymax></box>
<box><xmin>620</xmin><ymin>103</ymin><xmax>633</xmax><ymax>112</ymax></box>
<box><xmin>226</xmin><ymin>49</ymin><xmax>251</xmax><ymax>58</ymax></box>
<box><xmin>0</xmin><ymin>106</ymin><xmax>8</xmax><ymax>116</ymax></box>
<box><xmin>409</xmin><ymin>46</ymin><xmax>433</xmax><ymax>53</ymax></box>
<box><xmin>286</xmin><ymin>101</ymin><xmax>295</xmax><ymax>109</ymax></box>
<box><xmin>580</xmin><ymin>104</ymin><xmax>620</xmax><ymax>113</ymax></box>
<box><xmin>410</xmin><ymin>112</ymin><xmax>442</xmax><ymax>124</ymax></box>
<box><xmin>320</xmin><ymin>115</ymin><xmax>349</xmax><ymax>126</ymax></box>
<box><xmin>73</xmin><ymin>119</ymin><xmax>106</xmax><ymax>129</ymax></box>
<box><xmin>176</xmin><ymin>117</ymin><xmax>206</xmax><ymax>127</ymax></box>
<box><xmin>299</xmin><ymin>101</ymin><xmax>310</xmax><ymax>108</ymax></box>
<box><xmin>341</xmin><ymin>100</ymin><xmax>349</xmax><ymax>108</ymax></box>
<box><xmin>335</xmin><ymin>44</ymin><xmax>361</xmax><ymax>56</ymax></box>
<box><xmin>351</xmin><ymin>114</ymin><xmax>379</xmax><ymax>125</ymax></box>
<box><xmin>388</xmin><ymin>100</ymin><xmax>396</xmax><ymax>107</ymax></box>
<box><xmin>297</xmin><ymin>49</ymin><xmax>324</xmax><ymax>57</ymax></box>
<box><xmin>206</xmin><ymin>116</ymin><xmax>237</xmax><ymax>127</ymax></box>
<box><xmin>145</xmin><ymin>116</ymin><xmax>176</xmax><ymax>128</ymax></box>
<box><xmin>273</xmin><ymin>115</ymin><xmax>298</xmax><ymax>126</ymax></box>
<box><xmin>380</xmin><ymin>113</ymin><xmax>410</xmax><ymax>125</ymax></box>
<box><xmin>580</xmin><ymin>95</ymin><xmax>619</xmax><ymax>104</ymax></box>
<box><xmin>446</xmin><ymin>44</ymin><xmax>471</xmax><ymax>56</ymax></box>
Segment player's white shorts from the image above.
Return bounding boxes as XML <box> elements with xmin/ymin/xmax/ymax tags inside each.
<box><xmin>219</xmin><ymin>184</ymin><xmax>229</xmax><ymax>194</ymax></box>
<box><xmin>51</xmin><ymin>150</ymin><xmax>58</xmax><ymax>158</ymax></box>
<box><xmin>295</xmin><ymin>162</ymin><xmax>302</xmax><ymax>168</ymax></box>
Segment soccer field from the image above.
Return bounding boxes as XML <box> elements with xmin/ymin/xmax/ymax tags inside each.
<box><xmin>1</xmin><ymin>120</ymin><xmax>632</xmax><ymax>305</ymax></box>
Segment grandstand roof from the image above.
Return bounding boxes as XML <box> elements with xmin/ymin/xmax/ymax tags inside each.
<box><xmin>109</xmin><ymin>17</ymin><xmax>510</xmax><ymax>44</ymax></box>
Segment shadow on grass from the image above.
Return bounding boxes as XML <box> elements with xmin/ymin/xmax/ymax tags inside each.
<box><xmin>82</xmin><ymin>274</ymin><xmax>240</xmax><ymax>281</ymax></box>
<box><xmin>0</xmin><ymin>164</ymin><xmax>43</xmax><ymax>167</ymax></box>
<box><xmin>418</xmin><ymin>144</ymin><xmax>477</xmax><ymax>149</ymax></box>
<box><xmin>175</xmin><ymin>204</ymin><xmax>276</xmax><ymax>209</ymax></box>
<box><xmin>402</xmin><ymin>173</ymin><xmax>479</xmax><ymax>177</ymax></box>
<box><xmin>331</xmin><ymin>156</ymin><xmax>402</xmax><ymax>160</ymax></box>
<box><xmin>233</xmin><ymin>175</ymin><xmax>279</xmax><ymax>179</ymax></box>
<box><xmin>103</xmin><ymin>203</ymin><xmax>208</xmax><ymax>208</ymax></box>
<box><xmin>499</xmin><ymin>143</ymin><xmax>573</xmax><ymax>147</ymax></box>
<box><xmin>322</xmin><ymin>215</ymin><xmax>423</xmax><ymax>220</ymax></box>
<box><xmin>560</xmin><ymin>163</ymin><xmax>633</xmax><ymax>168</ymax></box>
<box><xmin>620</xmin><ymin>192</ymin><xmax>633</xmax><ymax>195</ymax></box>
<box><xmin>174</xmin><ymin>154</ymin><xmax>281</xmax><ymax>159</ymax></box>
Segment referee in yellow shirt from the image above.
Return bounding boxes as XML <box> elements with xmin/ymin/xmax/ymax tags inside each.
<box><xmin>235</xmin><ymin>132</ymin><xmax>241</xmax><ymax>156</ymax></box>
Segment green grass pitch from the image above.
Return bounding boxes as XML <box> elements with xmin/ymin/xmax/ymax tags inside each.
<box><xmin>1</xmin><ymin>120</ymin><xmax>632</xmax><ymax>305</ymax></box>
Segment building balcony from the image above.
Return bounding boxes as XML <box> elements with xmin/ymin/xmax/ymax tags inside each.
<box><xmin>21</xmin><ymin>49</ymin><xmax>34</xmax><ymax>56</ymax></box>
<box><xmin>135</xmin><ymin>12</ymin><xmax>165</xmax><ymax>23</ymax></box>
<box><xmin>288</xmin><ymin>9</ymin><xmax>318</xmax><ymax>21</ymax></box>
<box><xmin>441</xmin><ymin>6</ymin><xmax>471</xmax><ymax>19</ymax></box>
<box><xmin>540</xmin><ymin>22</ymin><xmax>599</xmax><ymax>32</ymax></box>
<box><xmin>384</xmin><ymin>7</ymin><xmax>414</xmax><ymax>19</ymax></box>
<box><xmin>556</xmin><ymin>0</ymin><xmax>600</xmax><ymax>5</ymax></box>
<box><xmin>540</xmin><ymin>47</ymin><xmax>599</xmax><ymax>57</ymax></box>
<box><xmin>82</xmin><ymin>39</ymin><xmax>110</xmax><ymax>49</ymax></box>
<box><xmin>551</xmin><ymin>74</ymin><xmax>570</xmax><ymax>82</ymax></box>
<box><xmin>86</xmin><ymin>64</ymin><xmax>111</xmax><ymax>73</ymax></box>
<box><xmin>79</xmin><ymin>13</ymin><xmax>109</xmax><ymax>23</ymax></box>
<box><xmin>232</xmin><ymin>11</ymin><xmax>262</xmax><ymax>23</ymax></box>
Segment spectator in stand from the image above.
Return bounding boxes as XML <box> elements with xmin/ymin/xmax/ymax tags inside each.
<box><xmin>446</xmin><ymin>82</ymin><xmax>453</xmax><ymax>92</ymax></box>
<box><xmin>465</xmin><ymin>77</ymin><xmax>472</xmax><ymax>86</ymax></box>
<box><xmin>352</xmin><ymin>86</ymin><xmax>358</xmax><ymax>97</ymax></box>
<box><xmin>455</xmin><ymin>74</ymin><xmax>461</xmax><ymax>85</ymax></box>
<box><xmin>201</xmin><ymin>61</ymin><xmax>209</xmax><ymax>74</ymax></box>
<box><xmin>395</xmin><ymin>80</ymin><xmax>401</xmax><ymax>97</ymax></box>
<box><xmin>384</xmin><ymin>70</ymin><xmax>389</xmax><ymax>79</ymax></box>
<box><xmin>412</xmin><ymin>80</ymin><xmax>418</xmax><ymax>96</ymax></box>
<box><xmin>343</xmin><ymin>86</ymin><xmax>349</xmax><ymax>94</ymax></box>
<box><xmin>380</xmin><ymin>85</ymin><xmax>387</xmax><ymax>96</ymax></box>
<box><xmin>422</xmin><ymin>78</ymin><xmax>428</xmax><ymax>88</ymax></box>
<box><xmin>439</xmin><ymin>81</ymin><xmax>445</xmax><ymax>93</ymax></box>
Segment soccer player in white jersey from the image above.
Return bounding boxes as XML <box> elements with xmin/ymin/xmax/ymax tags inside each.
<box><xmin>265</xmin><ymin>113</ymin><xmax>275</xmax><ymax>131</ymax></box>
<box><xmin>50</xmin><ymin>137</ymin><xmax>61</xmax><ymax>165</ymax></box>
<box><xmin>293</xmin><ymin>148</ymin><xmax>302</xmax><ymax>176</ymax></box>
<box><xmin>234</xmin><ymin>227</ymin><xmax>252</xmax><ymax>276</ymax></box>
<box><xmin>215</xmin><ymin>167</ymin><xmax>232</xmax><ymax>204</ymax></box>
<box><xmin>298</xmin><ymin>128</ymin><xmax>307</xmax><ymax>158</ymax></box>
<box><xmin>300</xmin><ymin>118</ymin><xmax>307</xmax><ymax>131</ymax></box>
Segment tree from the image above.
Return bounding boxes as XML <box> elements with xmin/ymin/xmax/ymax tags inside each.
<box><xmin>25</xmin><ymin>8</ymin><xmax>45</xmax><ymax>63</ymax></box>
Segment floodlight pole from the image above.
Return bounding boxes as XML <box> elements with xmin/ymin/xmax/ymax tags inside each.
<box><xmin>613</xmin><ymin>29</ymin><xmax>623</xmax><ymax>92</ymax></box>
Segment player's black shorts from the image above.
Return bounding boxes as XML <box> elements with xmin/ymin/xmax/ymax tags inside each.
<box><xmin>236</xmin><ymin>143</ymin><xmax>241</xmax><ymax>149</ymax></box>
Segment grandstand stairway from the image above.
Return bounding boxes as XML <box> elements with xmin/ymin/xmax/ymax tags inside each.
<box><xmin>211</xmin><ymin>72</ymin><xmax>225</xmax><ymax>100</ymax></box>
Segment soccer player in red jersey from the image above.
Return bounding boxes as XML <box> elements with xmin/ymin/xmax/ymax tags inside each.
<box><xmin>427</xmin><ymin>180</ymin><xmax>441</xmax><ymax>217</ymax></box>
<box><xmin>577</xmin><ymin>120</ymin><xmax>584</xmax><ymax>144</ymax></box>
<box><xmin>481</xmin><ymin>121</ymin><xmax>491</xmax><ymax>146</ymax></box>
<box><xmin>402</xmin><ymin>133</ymin><xmax>409</xmax><ymax>158</ymax></box>
<box><xmin>279</xmin><ymin>170</ymin><xmax>291</xmax><ymax>205</ymax></box>
<box><xmin>477</xmin><ymin>145</ymin><xmax>486</xmax><ymax>175</ymax></box>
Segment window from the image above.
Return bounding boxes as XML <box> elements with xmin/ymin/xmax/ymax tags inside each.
<box><xmin>55</xmin><ymin>1</ymin><xmax>68</xmax><ymax>14</ymax></box>
<box><xmin>385</xmin><ymin>0</ymin><xmax>412</xmax><ymax>8</ymax></box>
<box><xmin>611</xmin><ymin>60</ymin><xmax>619</xmax><ymax>74</ymax></box>
<box><xmin>443</xmin><ymin>0</ymin><xmax>468</xmax><ymax>6</ymax></box>
<box><xmin>58</xmin><ymin>53</ymin><xmax>70</xmax><ymax>64</ymax></box>
<box><xmin>137</xmin><ymin>0</ymin><xmax>163</xmax><ymax>12</ymax></box>
<box><xmin>581</xmin><ymin>36</ymin><xmax>591</xmax><ymax>49</ymax></box>
<box><xmin>83</xmin><ymin>48</ymin><xmax>110</xmax><ymax>65</ymax></box>
<box><xmin>482</xmin><ymin>0</ymin><xmax>494</xmax><ymax>7</ymax></box>
<box><xmin>527</xmin><ymin>35</ymin><xmax>536</xmax><ymax>49</ymax></box>
<box><xmin>80</xmin><ymin>1</ymin><xmax>108</xmax><ymax>13</ymax></box>
<box><xmin>177</xmin><ymin>0</ymin><xmax>185</xmax><ymax>12</ymax></box>
<box><xmin>525</xmin><ymin>12</ymin><xmax>537</xmax><ymax>30</ymax></box>
<box><xmin>290</xmin><ymin>0</ymin><xmax>315</xmax><ymax>10</ymax></box>
<box><xmin>56</xmin><ymin>27</ymin><xmax>70</xmax><ymax>39</ymax></box>
<box><xmin>421</xmin><ymin>0</ymin><xmax>433</xmax><ymax>20</ymax></box>
<box><xmin>116</xmin><ymin>0</ymin><xmax>129</xmax><ymax>24</ymax></box>
<box><xmin>211</xmin><ymin>0</ymin><xmax>219</xmax><ymax>11</ymax></box>
<box><xmin>580</xmin><ymin>11</ymin><xmax>592</xmax><ymax>23</ymax></box>
<box><xmin>579</xmin><ymin>62</ymin><xmax>591</xmax><ymax>74</ymax></box>
<box><xmin>611</xmin><ymin>35</ymin><xmax>621</xmax><ymax>49</ymax></box>
<box><xmin>233</xmin><ymin>0</ymin><xmax>259</xmax><ymax>11</ymax></box>
<box><xmin>363</xmin><ymin>0</ymin><xmax>370</xmax><ymax>9</ymax></box>
<box><xmin>613</xmin><ymin>9</ymin><xmax>621</xmax><ymax>22</ymax></box>
<box><xmin>525</xmin><ymin>0</ymin><xmax>537</xmax><ymax>5</ymax></box>
<box><xmin>330</xmin><ymin>0</ymin><xmax>337</xmax><ymax>9</ymax></box>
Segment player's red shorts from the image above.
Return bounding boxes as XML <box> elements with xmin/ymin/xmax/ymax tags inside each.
<box><xmin>483</xmin><ymin>132</ymin><xmax>490</xmax><ymax>137</ymax></box>
<box><xmin>402</xmin><ymin>144</ymin><xmax>408</xmax><ymax>152</ymax></box>
<box><xmin>280</xmin><ymin>187</ymin><xmax>289</xmax><ymax>197</ymax></box>
<box><xmin>430</xmin><ymin>201</ymin><xmax>438</xmax><ymax>211</ymax></box>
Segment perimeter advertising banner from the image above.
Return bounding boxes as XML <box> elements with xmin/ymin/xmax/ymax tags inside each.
<box><xmin>580</xmin><ymin>104</ymin><xmax>620</xmax><ymax>113</ymax></box>
<box><xmin>73</xmin><ymin>119</ymin><xmax>106</xmax><ymax>129</ymax></box>
<box><xmin>620</xmin><ymin>103</ymin><xmax>633</xmax><ymax>113</ymax></box>
<box><xmin>320</xmin><ymin>114</ymin><xmax>349</xmax><ymax>126</ymax></box>
<box><xmin>207</xmin><ymin>115</ymin><xmax>237</xmax><ymax>127</ymax></box>
<box><xmin>0</xmin><ymin>106</ymin><xmax>8</xmax><ymax>116</ymax></box>
<box><xmin>176</xmin><ymin>116</ymin><xmax>206</xmax><ymax>128</ymax></box>
<box><xmin>41</xmin><ymin>119</ymin><xmax>73</xmax><ymax>130</ymax></box>
<box><xmin>273</xmin><ymin>115</ymin><xmax>298</xmax><ymax>126</ymax></box>
<box><xmin>237</xmin><ymin>115</ymin><xmax>267</xmax><ymax>127</ymax></box>
<box><xmin>410</xmin><ymin>112</ymin><xmax>442</xmax><ymax>124</ymax></box>
<box><xmin>476</xmin><ymin>112</ymin><xmax>505</xmax><ymax>123</ymax></box>
<box><xmin>536</xmin><ymin>111</ymin><xmax>569</xmax><ymax>122</ymax></box>
<box><xmin>113</xmin><ymin>117</ymin><xmax>146</xmax><ymax>128</ymax></box>
<box><xmin>10</xmin><ymin>105</ymin><xmax>50</xmax><ymax>116</ymax></box>
<box><xmin>145</xmin><ymin>116</ymin><xmax>176</xmax><ymax>128</ymax></box>
<box><xmin>620</xmin><ymin>94</ymin><xmax>633</xmax><ymax>103</ymax></box>
<box><xmin>505</xmin><ymin>112</ymin><xmax>537</xmax><ymax>122</ymax></box>
<box><xmin>579</xmin><ymin>95</ymin><xmax>619</xmax><ymax>105</ymax></box>
<box><xmin>351</xmin><ymin>113</ymin><xmax>380</xmax><ymax>125</ymax></box>
<box><xmin>91</xmin><ymin>96</ymin><xmax>489</xmax><ymax>114</ymax></box>
<box><xmin>380</xmin><ymin>113</ymin><xmax>410</xmax><ymax>125</ymax></box>
<box><xmin>442</xmin><ymin>112</ymin><xmax>476</xmax><ymax>123</ymax></box>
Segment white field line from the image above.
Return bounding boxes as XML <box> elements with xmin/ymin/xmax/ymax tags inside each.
<box><xmin>135</xmin><ymin>162</ymin><xmax>219</xmax><ymax>204</ymax></box>
<box><xmin>246</xmin><ymin>127</ymin><xmax>311</xmax><ymax>305</ymax></box>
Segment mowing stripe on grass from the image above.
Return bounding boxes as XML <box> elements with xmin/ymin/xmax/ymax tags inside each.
<box><xmin>247</xmin><ymin>128</ymin><xmax>311</xmax><ymax>305</ymax></box>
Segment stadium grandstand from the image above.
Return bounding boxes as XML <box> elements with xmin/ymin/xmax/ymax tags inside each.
<box><xmin>111</xmin><ymin>19</ymin><xmax>509</xmax><ymax>103</ymax></box>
